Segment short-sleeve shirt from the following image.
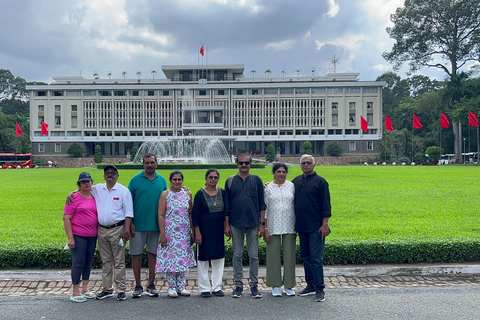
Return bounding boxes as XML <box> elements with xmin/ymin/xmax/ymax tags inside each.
<box><xmin>264</xmin><ymin>180</ymin><xmax>295</xmax><ymax>235</ymax></box>
<box><xmin>292</xmin><ymin>172</ymin><xmax>331</xmax><ymax>233</ymax></box>
<box><xmin>128</xmin><ymin>171</ymin><xmax>167</xmax><ymax>232</ymax></box>
<box><xmin>91</xmin><ymin>182</ymin><xmax>134</xmax><ymax>226</ymax></box>
<box><xmin>63</xmin><ymin>192</ymin><xmax>98</xmax><ymax>237</ymax></box>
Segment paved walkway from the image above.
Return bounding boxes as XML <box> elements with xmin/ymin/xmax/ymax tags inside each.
<box><xmin>1</xmin><ymin>264</ymin><xmax>480</xmax><ymax>297</ymax></box>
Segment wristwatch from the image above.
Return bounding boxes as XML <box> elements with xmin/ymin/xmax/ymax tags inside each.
<box><xmin>259</xmin><ymin>221</ymin><xmax>265</xmax><ymax>226</ymax></box>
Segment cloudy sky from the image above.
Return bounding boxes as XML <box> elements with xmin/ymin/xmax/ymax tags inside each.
<box><xmin>0</xmin><ymin>0</ymin><xmax>444</xmax><ymax>83</ymax></box>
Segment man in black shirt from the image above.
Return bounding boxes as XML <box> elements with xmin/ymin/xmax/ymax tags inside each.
<box><xmin>225</xmin><ymin>152</ymin><xmax>266</xmax><ymax>299</ymax></box>
<box><xmin>292</xmin><ymin>154</ymin><xmax>331</xmax><ymax>302</ymax></box>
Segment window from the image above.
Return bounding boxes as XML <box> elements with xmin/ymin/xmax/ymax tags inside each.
<box><xmin>67</xmin><ymin>131</ymin><xmax>81</xmax><ymax>136</ymax></box>
<box><xmin>55</xmin><ymin>143</ymin><xmax>61</xmax><ymax>152</ymax></box>
<box><xmin>37</xmin><ymin>91</ymin><xmax>47</xmax><ymax>96</ymax></box>
<box><xmin>99</xmin><ymin>90</ymin><xmax>112</xmax><ymax>96</ymax></box>
<box><xmin>216</xmin><ymin>90</ymin><xmax>226</xmax><ymax>96</ymax></box>
<box><xmin>214</xmin><ymin>111</ymin><xmax>222</xmax><ymax>123</ymax></box>
<box><xmin>38</xmin><ymin>116</ymin><xmax>44</xmax><ymax>126</ymax></box>
<box><xmin>198</xmin><ymin>111</ymin><xmax>209</xmax><ymax>123</ymax></box>
<box><xmin>38</xmin><ymin>105</ymin><xmax>44</xmax><ymax>112</ymax></box>
<box><xmin>331</xmin><ymin>102</ymin><xmax>338</xmax><ymax>109</ymax></box>
<box><xmin>114</xmin><ymin>91</ymin><xmax>126</xmax><ymax>96</ymax></box>
<box><xmin>53</xmin><ymin>91</ymin><xmax>63</xmax><ymax>96</ymax></box>
<box><xmin>147</xmin><ymin>90</ymin><xmax>155</xmax><ymax>96</ymax></box>
<box><xmin>367</xmin><ymin>102</ymin><xmax>373</xmax><ymax>109</ymax></box>
<box><xmin>311</xmin><ymin>88</ymin><xmax>325</xmax><ymax>94</ymax></box>
<box><xmin>367</xmin><ymin>141</ymin><xmax>374</xmax><ymax>150</ymax></box>
<box><xmin>349</xmin><ymin>142</ymin><xmax>356</xmax><ymax>150</ymax></box>
<box><xmin>249</xmin><ymin>89</ymin><xmax>260</xmax><ymax>95</ymax></box>
<box><xmin>39</xmin><ymin>143</ymin><xmax>45</xmax><ymax>152</ymax></box>
<box><xmin>234</xmin><ymin>89</ymin><xmax>246</xmax><ymax>95</ymax></box>
<box><xmin>349</xmin><ymin>102</ymin><xmax>356</xmax><ymax>109</ymax></box>
<box><xmin>71</xmin><ymin>116</ymin><xmax>78</xmax><ymax>126</ymax></box>
<box><xmin>162</xmin><ymin>90</ymin><xmax>171</xmax><ymax>96</ymax></box>
<box><xmin>264</xmin><ymin>88</ymin><xmax>277</xmax><ymax>95</ymax></box>
<box><xmin>55</xmin><ymin>116</ymin><xmax>61</xmax><ymax>125</ymax></box>
<box><xmin>367</xmin><ymin>114</ymin><xmax>373</xmax><ymax>123</ymax></box>
<box><xmin>280</xmin><ymin>88</ymin><xmax>294</xmax><ymax>94</ymax></box>
<box><xmin>130</xmin><ymin>90</ymin><xmax>141</xmax><ymax>96</ymax></box>
<box><xmin>332</xmin><ymin>114</ymin><xmax>338</xmax><ymax>123</ymax></box>
<box><xmin>295</xmin><ymin>88</ymin><xmax>310</xmax><ymax>94</ymax></box>
<box><xmin>83</xmin><ymin>90</ymin><xmax>96</xmax><ymax>96</ymax></box>
<box><xmin>327</xmin><ymin>88</ymin><xmax>343</xmax><ymax>94</ymax></box>
<box><xmin>55</xmin><ymin>105</ymin><xmax>61</xmax><ymax>112</ymax></box>
<box><xmin>346</xmin><ymin>87</ymin><xmax>360</xmax><ymax>94</ymax></box>
<box><xmin>71</xmin><ymin>105</ymin><xmax>77</xmax><ymax>112</ymax></box>
<box><xmin>196</xmin><ymin>90</ymin><xmax>209</xmax><ymax>96</ymax></box>
<box><xmin>349</xmin><ymin>114</ymin><xmax>356</xmax><ymax>123</ymax></box>
<box><xmin>67</xmin><ymin>91</ymin><xmax>81</xmax><ymax>96</ymax></box>
<box><xmin>363</xmin><ymin>87</ymin><xmax>378</xmax><ymax>93</ymax></box>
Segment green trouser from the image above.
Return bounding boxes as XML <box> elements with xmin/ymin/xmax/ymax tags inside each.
<box><xmin>266</xmin><ymin>233</ymin><xmax>296</xmax><ymax>289</ymax></box>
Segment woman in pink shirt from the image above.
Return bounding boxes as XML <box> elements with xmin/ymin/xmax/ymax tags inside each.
<box><xmin>63</xmin><ymin>172</ymin><xmax>98</xmax><ymax>302</ymax></box>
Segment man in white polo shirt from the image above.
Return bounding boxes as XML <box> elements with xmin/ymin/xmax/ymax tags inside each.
<box><xmin>92</xmin><ymin>165</ymin><xmax>133</xmax><ymax>301</ymax></box>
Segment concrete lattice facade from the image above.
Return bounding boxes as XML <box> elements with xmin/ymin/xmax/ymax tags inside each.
<box><xmin>27</xmin><ymin>64</ymin><xmax>385</xmax><ymax>158</ymax></box>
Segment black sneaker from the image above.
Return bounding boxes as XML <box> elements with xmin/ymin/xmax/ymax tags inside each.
<box><xmin>201</xmin><ymin>292</ymin><xmax>212</xmax><ymax>298</ymax></box>
<box><xmin>213</xmin><ymin>290</ymin><xmax>224</xmax><ymax>297</ymax></box>
<box><xmin>231</xmin><ymin>286</ymin><xmax>243</xmax><ymax>298</ymax></box>
<box><xmin>315</xmin><ymin>289</ymin><xmax>325</xmax><ymax>302</ymax></box>
<box><xmin>250</xmin><ymin>286</ymin><xmax>262</xmax><ymax>299</ymax></box>
<box><xmin>116</xmin><ymin>292</ymin><xmax>126</xmax><ymax>301</ymax></box>
<box><xmin>132</xmin><ymin>285</ymin><xmax>143</xmax><ymax>298</ymax></box>
<box><xmin>145</xmin><ymin>283</ymin><xmax>159</xmax><ymax>297</ymax></box>
<box><xmin>96</xmin><ymin>291</ymin><xmax>113</xmax><ymax>300</ymax></box>
<box><xmin>298</xmin><ymin>285</ymin><xmax>315</xmax><ymax>296</ymax></box>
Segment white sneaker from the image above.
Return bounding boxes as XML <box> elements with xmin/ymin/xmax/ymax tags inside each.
<box><xmin>177</xmin><ymin>289</ymin><xmax>191</xmax><ymax>297</ymax></box>
<box><xmin>168</xmin><ymin>288</ymin><xmax>178</xmax><ymax>298</ymax></box>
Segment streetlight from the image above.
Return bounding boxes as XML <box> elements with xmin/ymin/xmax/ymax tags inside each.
<box><xmin>463</xmin><ymin>138</ymin><xmax>466</xmax><ymax>165</ymax></box>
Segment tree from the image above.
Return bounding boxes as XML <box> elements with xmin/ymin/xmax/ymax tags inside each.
<box><xmin>376</xmin><ymin>72</ymin><xmax>410</xmax><ymax>115</ymax></box>
<box><xmin>130</xmin><ymin>146</ymin><xmax>138</xmax><ymax>161</ymax></box>
<box><xmin>383</xmin><ymin>0</ymin><xmax>480</xmax><ymax>163</ymax></box>
<box><xmin>67</xmin><ymin>142</ymin><xmax>84</xmax><ymax>157</ymax></box>
<box><xmin>251</xmin><ymin>69</ymin><xmax>257</xmax><ymax>78</ymax></box>
<box><xmin>326</xmin><ymin>143</ymin><xmax>342</xmax><ymax>156</ymax></box>
<box><xmin>265</xmin><ymin>69</ymin><xmax>272</xmax><ymax>79</ymax></box>
<box><xmin>94</xmin><ymin>144</ymin><xmax>103</xmax><ymax>163</ymax></box>
<box><xmin>0</xmin><ymin>69</ymin><xmax>28</xmax><ymax>101</ymax></box>
<box><xmin>151</xmin><ymin>70</ymin><xmax>157</xmax><ymax>79</ymax></box>
<box><xmin>425</xmin><ymin>146</ymin><xmax>444</xmax><ymax>164</ymax></box>
<box><xmin>302</xmin><ymin>141</ymin><xmax>313</xmax><ymax>155</ymax></box>
<box><xmin>266</xmin><ymin>144</ymin><xmax>275</xmax><ymax>162</ymax></box>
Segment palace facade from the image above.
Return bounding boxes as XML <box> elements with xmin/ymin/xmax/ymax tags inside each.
<box><xmin>27</xmin><ymin>64</ymin><xmax>385</xmax><ymax>159</ymax></box>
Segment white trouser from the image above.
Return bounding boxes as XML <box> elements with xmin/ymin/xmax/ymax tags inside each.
<box><xmin>197</xmin><ymin>258</ymin><xmax>225</xmax><ymax>293</ymax></box>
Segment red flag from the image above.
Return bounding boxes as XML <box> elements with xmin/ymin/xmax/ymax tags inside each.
<box><xmin>361</xmin><ymin>116</ymin><xmax>368</xmax><ymax>133</ymax></box>
<box><xmin>440</xmin><ymin>113</ymin><xmax>450</xmax><ymax>128</ymax></box>
<box><xmin>200</xmin><ymin>45</ymin><xmax>204</xmax><ymax>56</ymax></box>
<box><xmin>41</xmin><ymin>121</ymin><xmax>49</xmax><ymax>135</ymax></box>
<box><xmin>413</xmin><ymin>114</ymin><xmax>422</xmax><ymax>129</ymax></box>
<box><xmin>15</xmin><ymin>121</ymin><xmax>22</xmax><ymax>136</ymax></box>
<box><xmin>385</xmin><ymin>116</ymin><xmax>394</xmax><ymax>131</ymax></box>
<box><xmin>469</xmin><ymin>111</ymin><xmax>479</xmax><ymax>127</ymax></box>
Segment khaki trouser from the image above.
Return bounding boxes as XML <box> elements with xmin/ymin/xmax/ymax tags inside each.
<box><xmin>266</xmin><ymin>233</ymin><xmax>296</xmax><ymax>289</ymax></box>
<box><xmin>97</xmin><ymin>224</ymin><xmax>127</xmax><ymax>293</ymax></box>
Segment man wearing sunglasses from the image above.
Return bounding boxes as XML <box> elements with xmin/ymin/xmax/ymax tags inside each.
<box><xmin>292</xmin><ymin>154</ymin><xmax>331</xmax><ymax>302</ymax></box>
<box><xmin>224</xmin><ymin>152</ymin><xmax>266</xmax><ymax>299</ymax></box>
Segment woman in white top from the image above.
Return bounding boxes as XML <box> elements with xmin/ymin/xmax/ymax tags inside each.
<box><xmin>264</xmin><ymin>163</ymin><xmax>296</xmax><ymax>297</ymax></box>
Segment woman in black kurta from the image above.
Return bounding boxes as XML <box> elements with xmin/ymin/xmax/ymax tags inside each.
<box><xmin>192</xmin><ymin>169</ymin><xmax>226</xmax><ymax>298</ymax></box>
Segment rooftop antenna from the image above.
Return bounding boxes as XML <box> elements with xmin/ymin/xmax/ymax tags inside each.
<box><xmin>329</xmin><ymin>55</ymin><xmax>340</xmax><ymax>73</ymax></box>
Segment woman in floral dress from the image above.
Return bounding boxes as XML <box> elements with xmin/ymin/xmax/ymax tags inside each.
<box><xmin>156</xmin><ymin>170</ymin><xmax>196</xmax><ymax>298</ymax></box>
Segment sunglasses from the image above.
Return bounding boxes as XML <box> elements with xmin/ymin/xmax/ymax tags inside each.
<box><xmin>207</xmin><ymin>176</ymin><xmax>219</xmax><ymax>180</ymax></box>
<box><xmin>237</xmin><ymin>161</ymin><xmax>251</xmax><ymax>166</ymax></box>
<box><xmin>104</xmin><ymin>171</ymin><xmax>118</xmax><ymax>176</ymax></box>
<box><xmin>300</xmin><ymin>162</ymin><xmax>313</xmax><ymax>166</ymax></box>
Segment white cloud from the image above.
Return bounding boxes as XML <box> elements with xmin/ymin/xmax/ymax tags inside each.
<box><xmin>373</xmin><ymin>64</ymin><xmax>392</xmax><ymax>72</ymax></box>
<box><xmin>265</xmin><ymin>39</ymin><xmax>296</xmax><ymax>50</ymax></box>
<box><xmin>324</xmin><ymin>0</ymin><xmax>340</xmax><ymax>18</ymax></box>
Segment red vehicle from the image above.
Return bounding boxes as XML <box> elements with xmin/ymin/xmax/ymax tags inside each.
<box><xmin>0</xmin><ymin>153</ymin><xmax>35</xmax><ymax>169</ymax></box>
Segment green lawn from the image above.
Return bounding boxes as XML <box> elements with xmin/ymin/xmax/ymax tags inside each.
<box><xmin>1</xmin><ymin>165</ymin><xmax>479</xmax><ymax>250</ymax></box>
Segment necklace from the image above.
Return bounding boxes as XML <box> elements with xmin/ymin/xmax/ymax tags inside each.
<box><xmin>205</xmin><ymin>187</ymin><xmax>218</xmax><ymax>206</ymax></box>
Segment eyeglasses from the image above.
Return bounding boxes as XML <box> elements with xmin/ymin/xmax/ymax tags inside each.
<box><xmin>207</xmin><ymin>176</ymin><xmax>219</xmax><ymax>180</ymax></box>
<box><xmin>104</xmin><ymin>171</ymin><xmax>117</xmax><ymax>176</ymax></box>
<box><xmin>238</xmin><ymin>161</ymin><xmax>251</xmax><ymax>165</ymax></box>
<box><xmin>300</xmin><ymin>162</ymin><xmax>313</xmax><ymax>166</ymax></box>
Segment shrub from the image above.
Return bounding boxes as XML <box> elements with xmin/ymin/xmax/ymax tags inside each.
<box><xmin>326</xmin><ymin>143</ymin><xmax>343</xmax><ymax>156</ymax></box>
<box><xmin>303</xmin><ymin>141</ymin><xmax>313</xmax><ymax>155</ymax></box>
<box><xmin>130</xmin><ymin>146</ymin><xmax>138</xmax><ymax>161</ymax></box>
<box><xmin>94</xmin><ymin>144</ymin><xmax>103</xmax><ymax>163</ymax></box>
<box><xmin>266</xmin><ymin>144</ymin><xmax>275</xmax><ymax>162</ymax></box>
<box><xmin>67</xmin><ymin>142</ymin><xmax>84</xmax><ymax>157</ymax></box>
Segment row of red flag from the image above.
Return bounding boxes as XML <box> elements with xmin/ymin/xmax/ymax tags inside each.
<box><xmin>369</xmin><ymin>111</ymin><xmax>479</xmax><ymax>133</ymax></box>
<box><xmin>15</xmin><ymin>121</ymin><xmax>48</xmax><ymax>137</ymax></box>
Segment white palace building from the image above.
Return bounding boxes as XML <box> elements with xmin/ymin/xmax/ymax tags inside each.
<box><xmin>27</xmin><ymin>64</ymin><xmax>385</xmax><ymax>159</ymax></box>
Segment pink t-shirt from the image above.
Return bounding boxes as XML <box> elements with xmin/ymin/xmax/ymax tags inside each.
<box><xmin>63</xmin><ymin>192</ymin><xmax>98</xmax><ymax>237</ymax></box>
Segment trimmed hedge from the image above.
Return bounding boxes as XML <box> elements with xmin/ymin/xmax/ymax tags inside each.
<box><xmin>97</xmin><ymin>163</ymin><xmax>265</xmax><ymax>170</ymax></box>
<box><xmin>1</xmin><ymin>237</ymin><xmax>479</xmax><ymax>269</ymax></box>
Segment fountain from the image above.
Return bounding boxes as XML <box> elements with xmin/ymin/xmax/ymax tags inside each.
<box><xmin>133</xmin><ymin>137</ymin><xmax>231</xmax><ymax>164</ymax></box>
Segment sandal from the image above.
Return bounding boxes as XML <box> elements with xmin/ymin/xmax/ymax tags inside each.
<box><xmin>82</xmin><ymin>292</ymin><xmax>96</xmax><ymax>299</ymax></box>
<box><xmin>70</xmin><ymin>295</ymin><xmax>87</xmax><ymax>303</ymax></box>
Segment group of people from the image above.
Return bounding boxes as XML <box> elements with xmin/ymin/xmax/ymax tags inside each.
<box><xmin>63</xmin><ymin>152</ymin><xmax>331</xmax><ymax>303</ymax></box>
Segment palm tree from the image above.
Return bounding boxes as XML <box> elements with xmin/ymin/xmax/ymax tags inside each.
<box><xmin>122</xmin><ymin>71</ymin><xmax>127</xmax><ymax>79</ymax></box>
<box><xmin>265</xmin><ymin>69</ymin><xmax>272</xmax><ymax>79</ymax></box>
<box><xmin>107</xmin><ymin>71</ymin><xmax>112</xmax><ymax>79</ymax></box>
<box><xmin>136</xmin><ymin>71</ymin><xmax>142</xmax><ymax>79</ymax></box>
<box><xmin>311</xmin><ymin>68</ymin><xmax>316</xmax><ymax>77</ymax></box>
<box><xmin>151</xmin><ymin>70</ymin><xmax>157</xmax><ymax>79</ymax></box>
<box><xmin>93</xmin><ymin>71</ymin><xmax>99</xmax><ymax>80</ymax></box>
<box><xmin>251</xmin><ymin>69</ymin><xmax>257</xmax><ymax>79</ymax></box>
<box><xmin>281</xmin><ymin>69</ymin><xmax>286</xmax><ymax>78</ymax></box>
<box><xmin>296</xmin><ymin>69</ymin><xmax>301</xmax><ymax>77</ymax></box>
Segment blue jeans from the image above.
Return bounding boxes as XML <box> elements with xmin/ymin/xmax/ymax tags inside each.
<box><xmin>231</xmin><ymin>225</ymin><xmax>259</xmax><ymax>287</ymax></box>
<box><xmin>70</xmin><ymin>235</ymin><xmax>97</xmax><ymax>285</ymax></box>
<box><xmin>298</xmin><ymin>230</ymin><xmax>325</xmax><ymax>291</ymax></box>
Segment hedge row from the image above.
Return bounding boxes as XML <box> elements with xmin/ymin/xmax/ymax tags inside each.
<box><xmin>97</xmin><ymin>163</ymin><xmax>265</xmax><ymax>170</ymax></box>
<box><xmin>1</xmin><ymin>238</ymin><xmax>479</xmax><ymax>269</ymax></box>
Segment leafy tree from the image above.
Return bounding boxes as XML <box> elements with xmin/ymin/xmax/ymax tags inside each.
<box><xmin>130</xmin><ymin>146</ymin><xmax>138</xmax><ymax>161</ymax></box>
<box><xmin>326</xmin><ymin>143</ymin><xmax>342</xmax><ymax>157</ymax></box>
<box><xmin>94</xmin><ymin>144</ymin><xmax>103</xmax><ymax>163</ymax></box>
<box><xmin>414</xmin><ymin>152</ymin><xmax>427</xmax><ymax>165</ymax></box>
<box><xmin>383</xmin><ymin>0</ymin><xmax>480</xmax><ymax>163</ymax></box>
<box><xmin>266</xmin><ymin>144</ymin><xmax>275</xmax><ymax>162</ymax></box>
<box><xmin>376</xmin><ymin>72</ymin><xmax>410</xmax><ymax>115</ymax></box>
<box><xmin>67</xmin><ymin>143</ymin><xmax>84</xmax><ymax>157</ymax></box>
<box><xmin>302</xmin><ymin>141</ymin><xmax>313</xmax><ymax>155</ymax></box>
<box><xmin>425</xmin><ymin>146</ymin><xmax>444</xmax><ymax>163</ymax></box>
